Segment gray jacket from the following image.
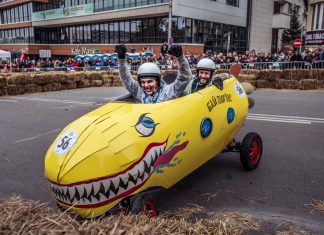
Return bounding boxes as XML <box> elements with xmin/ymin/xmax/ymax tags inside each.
<box><xmin>118</xmin><ymin>55</ymin><xmax>192</xmax><ymax>103</ymax></box>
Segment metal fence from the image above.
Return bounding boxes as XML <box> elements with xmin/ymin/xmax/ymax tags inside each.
<box><xmin>4</xmin><ymin>61</ymin><xmax>324</xmax><ymax>73</ymax></box>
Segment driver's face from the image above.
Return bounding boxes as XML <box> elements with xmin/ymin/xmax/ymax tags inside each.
<box><xmin>198</xmin><ymin>70</ymin><xmax>212</xmax><ymax>85</ymax></box>
<box><xmin>140</xmin><ymin>78</ymin><xmax>158</xmax><ymax>95</ymax></box>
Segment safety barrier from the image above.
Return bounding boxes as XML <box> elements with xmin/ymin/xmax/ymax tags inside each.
<box><xmin>5</xmin><ymin>61</ymin><xmax>324</xmax><ymax>73</ymax></box>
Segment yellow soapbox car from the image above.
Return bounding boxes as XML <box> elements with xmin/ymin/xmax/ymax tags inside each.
<box><xmin>44</xmin><ymin>70</ymin><xmax>263</xmax><ymax>218</ymax></box>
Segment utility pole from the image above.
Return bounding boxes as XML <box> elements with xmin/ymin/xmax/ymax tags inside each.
<box><xmin>226</xmin><ymin>32</ymin><xmax>231</xmax><ymax>56</ymax></box>
<box><xmin>168</xmin><ymin>0</ymin><xmax>172</xmax><ymax>45</ymax></box>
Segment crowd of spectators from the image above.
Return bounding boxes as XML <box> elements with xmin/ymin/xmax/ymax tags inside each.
<box><xmin>1</xmin><ymin>45</ymin><xmax>324</xmax><ymax>72</ymax></box>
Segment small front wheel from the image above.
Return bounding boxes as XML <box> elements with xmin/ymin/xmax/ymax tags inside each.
<box><xmin>131</xmin><ymin>193</ymin><xmax>158</xmax><ymax>217</ymax></box>
<box><xmin>240</xmin><ymin>132</ymin><xmax>263</xmax><ymax>171</ymax></box>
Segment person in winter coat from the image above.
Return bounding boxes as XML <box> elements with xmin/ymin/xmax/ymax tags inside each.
<box><xmin>116</xmin><ymin>44</ymin><xmax>192</xmax><ymax>103</ymax></box>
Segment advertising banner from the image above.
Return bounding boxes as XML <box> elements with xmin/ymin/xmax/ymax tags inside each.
<box><xmin>32</xmin><ymin>4</ymin><xmax>93</xmax><ymax>21</ymax></box>
<box><xmin>305</xmin><ymin>30</ymin><xmax>324</xmax><ymax>45</ymax></box>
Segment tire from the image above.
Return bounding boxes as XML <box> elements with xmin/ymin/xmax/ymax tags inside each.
<box><xmin>130</xmin><ymin>193</ymin><xmax>158</xmax><ymax>217</ymax></box>
<box><xmin>240</xmin><ymin>132</ymin><xmax>263</xmax><ymax>171</ymax></box>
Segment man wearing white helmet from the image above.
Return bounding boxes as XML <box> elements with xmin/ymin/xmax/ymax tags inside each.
<box><xmin>183</xmin><ymin>58</ymin><xmax>228</xmax><ymax>95</ymax></box>
<box><xmin>116</xmin><ymin>44</ymin><xmax>192</xmax><ymax>103</ymax></box>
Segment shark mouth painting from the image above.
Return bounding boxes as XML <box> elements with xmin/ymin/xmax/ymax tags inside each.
<box><xmin>50</xmin><ymin>138</ymin><xmax>188</xmax><ymax>208</ymax></box>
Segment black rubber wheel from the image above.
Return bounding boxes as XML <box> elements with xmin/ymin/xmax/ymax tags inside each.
<box><xmin>240</xmin><ymin>132</ymin><xmax>263</xmax><ymax>171</ymax></box>
<box><xmin>130</xmin><ymin>193</ymin><xmax>158</xmax><ymax>217</ymax></box>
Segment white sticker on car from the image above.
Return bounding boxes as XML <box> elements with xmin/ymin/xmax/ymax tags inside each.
<box><xmin>234</xmin><ymin>82</ymin><xmax>245</xmax><ymax>98</ymax></box>
<box><xmin>54</xmin><ymin>130</ymin><xmax>78</xmax><ymax>156</ymax></box>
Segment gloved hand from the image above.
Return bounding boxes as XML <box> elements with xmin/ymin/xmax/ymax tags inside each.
<box><xmin>212</xmin><ymin>77</ymin><xmax>223</xmax><ymax>90</ymax></box>
<box><xmin>115</xmin><ymin>44</ymin><xmax>127</xmax><ymax>59</ymax></box>
<box><xmin>168</xmin><ymin>45</ymin><xmax>182</xmax><ymax>57</ymax></box>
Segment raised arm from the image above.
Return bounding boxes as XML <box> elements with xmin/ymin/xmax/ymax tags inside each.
<box><xmin>165</xmin><ymin>45</ymin><xmax>192</xmax><ymax>98</ymax></box>
<box><xmin>116</xmin><ymin>45</ymin><xmax>141</xmax><ymax>99</ymax></box>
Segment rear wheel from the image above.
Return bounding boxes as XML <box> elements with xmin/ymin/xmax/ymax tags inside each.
<box><xmin>240</xmin><ymin>132</ymin><xmax>263</xmax><ymax>171</ymax></box>
<box><xmin>131</xmin><ymin>193</ymin><xmax>158</xmax><ymax>217</ymax></box>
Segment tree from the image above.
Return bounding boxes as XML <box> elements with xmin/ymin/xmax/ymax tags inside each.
<box><xmin>281</xmin><ymin>4</ymin><xmax>302</xmax><ymax>46</ymax></box>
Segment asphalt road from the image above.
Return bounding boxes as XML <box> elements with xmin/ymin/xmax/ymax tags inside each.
<box><xmin>0</xmin><ymin>87</ymin><xmax>324</xmax><ymax>233</ymax></box>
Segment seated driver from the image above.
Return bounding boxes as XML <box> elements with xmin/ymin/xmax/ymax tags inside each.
<box><xmin>116</xmin><ymin>44</ymin><xmax>192</xmax><ymax>103</ymax></box>
<box><xmin>183</xmin><ymin>58</ymin><xmax>229</xmax><ymax>95</ymax></box>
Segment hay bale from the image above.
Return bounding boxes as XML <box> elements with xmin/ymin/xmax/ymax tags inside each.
<box><xmin>67</xmin><ymin>72</ymin><xmax>86</xmax><ymax>82</ymax></box>
<box><xmin>25</xmin><ymin>84</ymin><xmax>43</xmax><ymax>93</ymax></box>
<box><xmin>85</xmin><ymin>72</ymin><xmax>102</xmax><ymax>81</ymax></box>
<box><xmin>255</xmin><ymin>80</ymin><xmax>276</xmax><ymax>89</ymax></box>
<box><xmin>0</xmin><ymin>87</ymin><xmax>6</xmax><ymax>96</ymax></box>
<box><xmin>0</xmin><ymin>76</ymin><xmax>6</xmax><ymax>87</ymax></box>
<box><xmin>275</xmin><ymin>79</ymin><xmax>299</xmax><ymax>89</ymax></box>
<box><xmin>42</xmin><ymin>83</ymin><xmax>62</xmax><ymax>92</ymax></box>
<box><xmin>256</xmin><ymin>70</ymin><xmax>281</xmax><ymax>81</ymax></box>
<box><xmin>61</xmin><ymin>81</ymin><xmax>77</xmax><ymax>90</ymax></box>
<box><xmin>238</xmin><ymin>74</ymin><xmax>256</xmax><ymax>83</ymax></box>
<box><xmin>311</xmin><ymin>69</ymin><xmax>324</xmax><ymax>80</ymax></box>
<box><xmin>317</xmin><ymin>80</ymin><xmax>324</xmax><ymax>89</ymax></box>
<box><xmin>77</xmin><ymin>79</ymin><xmax>91</xmax><ymax>88</ymax></box>
<box><xmin>91</xmin><ymin>80</ymin><xmax>103</xmax><ymax>87</ymax></box>
<box><xmin>298</xmin><ymin>79</ymin><xmax>318</xmax><ymax>90</ymax></box>
<box><xmin>5</xmin><ymin>85</ymin><xmax>25</xmax><ymax>95</ymax></box>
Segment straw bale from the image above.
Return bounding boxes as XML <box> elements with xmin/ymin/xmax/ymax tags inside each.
<box><xmin>86</xmin><ymin>72</ymin><xmax>102</xmax><ymax>81</ymax></box>
<box><xmin>238</xmin><ymin>74</ymin><xmax>256</xmax><ymax>83</ymax></box>
<box><xmin>0</xmin><ymin>76</ymin><xmax>6</xmax><ymax>87</ymax></box>
<box><xmin>67</xmin><ymin>72</ymin><xmax>86</xmax><ymax>82</ymax></box>
<box><xmin>256</xmin><ymin>70</ymin><xmax>281</xmax><ymax>81</ymax></box>
<box><xmin>76</xmin><ymin>79</ymin><xmax>91</xmax><ymax>88</ymax></box>
<box><xmin>295</xmin><ymin>69</ymin><xmax>311</xmax><ymax>80</ymax></box>
<box><xmin>255</xmin><ymin>80</ymin><xmax>275</xmax><ymax>89</ymax></box>
<box><xmin>6</xmin><ymin>73</ymin><xmax>33</xmax><ymax>85</ymax></box>
<box><xmin>5</xmin><ymin>85</ymin><xmax>25</xmax><ymax>95</ymax></box>
<box><xmin>298</xmin><ymin>79</ymin><xmax>318</xmax><ymax>90</ymax></box>
<box><xmin>311</xmin><ymin>69</ymin><xmax>324</xmax><ymax>80</ymax></box>
<box><xmin>25</xmin><ymin>84</ymin><xmax>43</xmax><ymax>93</ymax></box>
<box><xmin>241</xmin><ymin>70</ymin><xmax>258</xmax><ymax>76</ymax></box>
<box><xmin>0</xmin><ymin>87</ymin><xmax>6</xmax><ymax>96</ymax></box>
<box><xmin>112</xmin><ymin>70</ymin><xmax>119</xmax><ymax>76</ymax></box>
<box><xmin>91</xmin><ymin>80</ymin><xmax>103</xmax><ymax>87</ymax></box>
<box><xmin>0</xmin><ymin>196</ymin><xmax>262</xmax><ymax>235</ymax></box>
<box><xmin>317</xmin><ymin>80</ymin><xmax>324</xmax><ymax>88</ymax></box>
<box><xmin>42</xmin><ymin>83</ymin><xmax>62</xmax><ymax>92</ymax></box>
<box><xmin>61</xmin><ymin>81</ymin><xmax>77</xmax><ymax>90</ymax></box>
<box><xmin>275</xmin><ymin>79</ymin><xmax>299</xmax><ymax>89</ymax></box>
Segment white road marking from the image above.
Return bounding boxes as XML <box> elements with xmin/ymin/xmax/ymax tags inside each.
<box><xmin>250</xmin><ymin>113</ymin><xmax>324</xmax><ymax>122</ymax></box>
<box><xmin>247</xmin><ymin>116</ymin><xmax>311</xmax><ymax>125</ymax></box>
<box><xmin>248</xmin><ymin>113</ymin><xmax>324</xmax><ymax>125</ymax></box>
<box><xmin>0</xmin><ymin>99</ymin><xmax>18</xmax><ymax>103</ymax></box>
<box><xmin>15</xmin><ymin>128</ymin><xmax>62</xmax><ymax>143</ymax></box>
<box><xmin>10</xmin><ymin>97</ymin><xmax>97</xmax><ymax>105</ymax></box>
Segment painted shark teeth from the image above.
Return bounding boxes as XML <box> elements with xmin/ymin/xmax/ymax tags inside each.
<box><xmin>51</xmin><ymin>142</ymin><xmax>166</xmax><ymax>207</ymax></box>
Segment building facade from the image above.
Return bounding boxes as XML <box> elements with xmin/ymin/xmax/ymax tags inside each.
<box><xmin>250</xmin><ymin>0</ymin><xmax>307</xmax><ymax>53</ymax></box>
<box><xmin>305</xmin><ymin>0</ymin><xmax>324</xmax><ymax>47</ymax></box>
<box><xmin>0</xmin><ymin>0</ymin><xmax>308</xmax><ymax>58</ymax></box>
<box><xmin>0</xmin><ymin>0</ymin><xmax>251</xmax><ymax>58</ymax></box>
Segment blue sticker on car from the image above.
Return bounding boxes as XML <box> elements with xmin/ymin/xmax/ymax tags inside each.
<box><xmin>227</xmin><ymin>107</ymin><xmax>235</xmax><ymax>124</ymax></box>
<box><xmin>200</xmin><ymin>118</ymin><xmax>213</xmax><ymax>138</ymax></box>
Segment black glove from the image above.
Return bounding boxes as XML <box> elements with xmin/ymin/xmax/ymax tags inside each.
<box><xmin>115</xmin><ymin>44</ymin><xmax>127</xmax><ymax>59</ymax></box>
<box><xmin>212</xmin><ymin>77</ymin><xmax>223</xmax><ymax>90</ymax></box>
<box><xmin>168</xmin><ymin>45</ymin><xmax>182</xmax><ymax>57</ymax></box>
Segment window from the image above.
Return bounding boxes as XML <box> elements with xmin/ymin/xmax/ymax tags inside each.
<box><xmin>226</xmin><ymin>0</ymin><xmax>239</xmax><ymax>7</ymax></box>
<box><xmin>274</xmin><ymin>2</ymin><xmax>280</xmax><ymax>14</ymax></box>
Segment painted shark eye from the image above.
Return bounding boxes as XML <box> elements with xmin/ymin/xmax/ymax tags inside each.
<box><xmin>135</xmin><ymin>113</ymin><xmax>158</xmax><ymax>137</ymax></box>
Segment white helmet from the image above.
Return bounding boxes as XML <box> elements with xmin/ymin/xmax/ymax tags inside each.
<box><xmin>137</xmin><ymin>63</ymin><xmax>161</xmax><ymax>82</ymax></box>
<box><xmin>196</xmin><ymin>58</ymin><xmax>216</xmax><ymax>73</ymax></box>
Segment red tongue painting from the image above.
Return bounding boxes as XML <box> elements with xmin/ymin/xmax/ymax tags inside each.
<box><xmin>153</xmin><ymin>141</ymin><xmax>189</xmax><ymax>168</ymax></box>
